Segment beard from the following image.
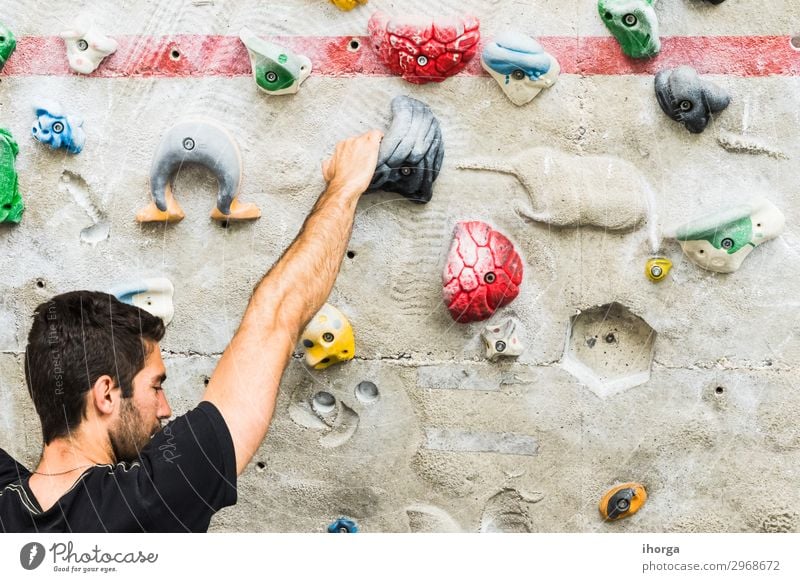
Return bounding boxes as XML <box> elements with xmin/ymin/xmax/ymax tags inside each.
<box><xmin>109</xmin><ymin>398</ymin><xmax>161</xmax><ymax>463</ymax></box>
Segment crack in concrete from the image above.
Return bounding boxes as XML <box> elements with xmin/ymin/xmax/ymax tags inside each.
<box><xmin>0</xmin><ymin>350</ymin><xmax>793</xmax><ymax>373</ymax></box>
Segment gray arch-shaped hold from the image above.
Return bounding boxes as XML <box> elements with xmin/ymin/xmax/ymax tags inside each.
<box><xmin>369</xmin><ymin>96</ymin><xmax>444</xmax><ymax>204</ymax></box>
<box><xmin>138</xmin><ymin>118</ymin><xmax>260</xmax><ymax>223</ymax></box>
<box><xmin>152</xmin><ymin>119</ymin><xmax>239</xmax><ymax>215</ymax></box>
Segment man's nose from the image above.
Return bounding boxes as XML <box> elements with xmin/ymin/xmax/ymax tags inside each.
<box><xmin>157</xmin><ymin>390</ymin><xmax>173</xmax><ymax>419</ymax></box>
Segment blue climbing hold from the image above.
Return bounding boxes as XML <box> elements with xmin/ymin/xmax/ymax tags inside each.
<box><xmin>327</xmin><ymin>518</ymin><xmax>358</xmax><ymax>533</ymax></box>
<box><xmin>31</xmin><ymin>99</ymin><xmax>86</xmax><ymax>154</ymax></box>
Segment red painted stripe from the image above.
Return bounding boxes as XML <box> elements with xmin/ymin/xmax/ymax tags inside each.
<box><xmin>3</xmin><ymin>34</ymin><xmax>798</xmax><ymax>78</ymax></box>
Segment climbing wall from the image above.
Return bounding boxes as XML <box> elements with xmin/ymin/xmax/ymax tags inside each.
<box><xmin>1</xmin><ymin>0</ymin><xmax>799</xmax><ymax>532</ymax></box>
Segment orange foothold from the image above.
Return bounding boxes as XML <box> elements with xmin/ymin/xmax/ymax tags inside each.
<box><xmin>599</xmin><ymin>482</ymin><xmax>647</xmax><ymax>521</ymax></box>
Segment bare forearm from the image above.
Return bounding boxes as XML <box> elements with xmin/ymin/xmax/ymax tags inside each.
<box><xmin>203</xmin><ymin>185</ymin><xmax>360</xmax><ymax>474</ymax></box>
<box><xmin>202</xmin><ymin>129</ymin><xmax>382</xmax><ymax>475</ymax></box>
<box><xmin>245</xmin><ymin>186</ymin><xmax>359</xmax><ymax>342</ymax></box>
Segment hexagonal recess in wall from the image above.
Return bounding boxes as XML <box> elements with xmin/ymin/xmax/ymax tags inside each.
<box><xmin>562</xmin><ymin>302</ymin><xmax>656</xmax><ymax>398</ymax></box>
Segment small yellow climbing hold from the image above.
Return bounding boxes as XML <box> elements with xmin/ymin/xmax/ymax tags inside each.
<box><xmin>599</xmin><ymin>482</ymin><xmax>647</xmax><ymax>521</ymax></box>
<box><xmin>300</xmin><ymin>304</ymin><xmax>355</xmax><ymax>370</ymax></box>
<box><xmin>645</xmin><ymin>257</ymin><xmax>672</xmax><ymax>282</ymax></box>
<box><xmin>330</xmin><ymin>0</ymin><xmax>368</xmax><ymax>11</ymax></box>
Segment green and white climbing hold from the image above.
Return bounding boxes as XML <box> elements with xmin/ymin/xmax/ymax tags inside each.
<box><xmin>670</xmin><ymin>198</ymin><xmax>785</xmax><ymax>274</ymax></box>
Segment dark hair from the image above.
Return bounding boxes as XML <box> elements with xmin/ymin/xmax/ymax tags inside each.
<box><xmin>24</xmin><ymin>291</ymin><xmax>166</xmax><ymax>444</ymax></box>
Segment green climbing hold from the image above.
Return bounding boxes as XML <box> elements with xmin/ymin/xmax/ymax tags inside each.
<box><xmin>598</xmin><ymin>0</ymin><xmax>660</xmax><ymax>59</ymax></box>
<box><xmin>0</xmin><ymin>22</ymin><xmax>17</xmax><ymax>72</ymax></box>
<box><xmin>677</xmin><ymin>215</ymin><xmax>753</xmax><ymax>255</ymax></box>
<box><xmin>239</xmin><ymin>27</ymin><xmax>312</xmax><ymax>96</ymax></box>
<box><xmin>0</xmin><ymin>128</ymin><xmax>23</xmax><ymax>224</ymax></box>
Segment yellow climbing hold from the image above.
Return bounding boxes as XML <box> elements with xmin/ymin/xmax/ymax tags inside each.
<box><xmin>330</xmin><ymin>0</ymin><xmax>368</xmax><ymax>11</ymax></box>
<box><xmin>300</xmin><ymin>304</ymin><xmax>355</xmax><ymax>370</ymax></box>
<box><xmin>645</xmin><ymin>257</ymin><xmax>672</xmax><ymax>282</ymax></box>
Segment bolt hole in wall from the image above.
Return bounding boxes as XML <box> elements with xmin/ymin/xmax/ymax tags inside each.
<box><xmin>312</xmin><ymin>391</ymin><xmax>336</xmax><ymax>414</ymax></box>
<box><xmin>715</xmin><ymin>386</ymin><xmax>725</xmax><ymax>395</ymax></box>
<box><xmin>347</xmin><ymin>38</ymin><xmax>361</xmax><ymax>52</ymax></box>
<box><xmin>355</xmin><ymin>380</ymin><xmax>379</xmax><ymax>404</ymax></box>
<box><xmin>791</xmin><ymin>36</ymin><xmax>800</xmax><ymax>50</ymax></box>
<box><xmin>346</xmin><ymin>250</ymin><xmax>356</xmax><ymax>259</ymax></box>
<box><xmin>35</xmin><ymin>279</ymin><xmax>45</xmax><ymax>289</ymax></box>
<box><xmin>169</xmin><ymin>48</ymin><xmax>181</xmax><ymax>60</ymax></box>
<box><xmin>255</xmin><ymin>462</ymin><xmax>266</xmax><ymax>473</ymax></box>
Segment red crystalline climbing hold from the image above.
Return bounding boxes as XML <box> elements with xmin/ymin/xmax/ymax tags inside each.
<box><xmin>368</xmin><ymin>12</ymin><xmax>480</xmax><ymax>84</ymax></box>
<box><xmin>442</xmin><ymin>221</ymin><xmax>523</xmax><ymax>323</ymax></box>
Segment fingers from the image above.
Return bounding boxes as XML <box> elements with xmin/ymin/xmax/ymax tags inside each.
<box><xmin>322</xmin><ymin>129</ymin><xmax>384</xmax><ymax>186</ymax></box>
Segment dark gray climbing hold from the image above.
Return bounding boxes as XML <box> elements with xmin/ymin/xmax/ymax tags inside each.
<box><xmin>369</xmin><ymin>96</ymin><xmax>444</xmax><ymax>204</ymax></box>
<box><xmin>654</xmin><ymin>66</ymin><xmax>730</xmax><ymax>134</ymax></box>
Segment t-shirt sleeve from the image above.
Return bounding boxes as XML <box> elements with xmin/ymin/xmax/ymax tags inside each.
<box><xmin>112</xmin><ymin>401</ymin><xmax>238</xmax><ymax>532</ymax></box>
<box><xmin>0</xmin><ymin>449</ymin><xmax>30</xmax><ymax>489</ymax></box>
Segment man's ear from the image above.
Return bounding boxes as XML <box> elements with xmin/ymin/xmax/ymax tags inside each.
<box><xmin>88</xmin><ymin>375</ymin><xmax>119</xmax><ymax>417</ymax></box>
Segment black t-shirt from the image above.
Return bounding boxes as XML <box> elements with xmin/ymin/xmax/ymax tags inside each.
<box><xmin>0</xmin><ymin>401</ymin><xmax>237</xmax><ymax>532</ymax></box>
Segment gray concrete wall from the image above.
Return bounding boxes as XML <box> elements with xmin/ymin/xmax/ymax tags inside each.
<box><xmin>1</xmin><ymin>0</ymin><xmax>799</xmax><ymax>532</ymax></box>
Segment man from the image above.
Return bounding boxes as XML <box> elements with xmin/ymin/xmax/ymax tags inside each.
<box><xmin>0</xmin><ymin>130</ymin><xmax>383</xmax><ymax>532</ymax></box>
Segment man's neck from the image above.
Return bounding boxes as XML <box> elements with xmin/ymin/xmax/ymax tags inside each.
<box><xmin>35</xmin><ymin>432</ymin><xmax>112</xmax><ymax>475</ymax></box>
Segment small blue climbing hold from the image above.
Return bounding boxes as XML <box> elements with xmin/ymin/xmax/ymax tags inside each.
<box><xmin>327</xmin><ymin>518</ymin><xmax>358</xmax><ymax>533</ymax></box>
<box><xmin>31</xmin><ymin>99</ymin><xmax>86</xmax><ymax>154</ymax></box>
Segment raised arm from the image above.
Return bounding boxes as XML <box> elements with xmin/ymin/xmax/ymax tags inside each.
<box><xmin>202</xmin><ymin>130</ymin><xmax>383</xmax><ymax>475</ymax></box>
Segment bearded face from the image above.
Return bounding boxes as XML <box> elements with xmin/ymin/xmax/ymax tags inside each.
<box><xmin>109</xmin><ymin>398</ymin><xmax>161</xmax><ymax>463</ymax></box>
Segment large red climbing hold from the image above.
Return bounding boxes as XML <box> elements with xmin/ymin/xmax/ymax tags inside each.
<box><xmin>368</xmin><ymin>11</ymin><xmax>480</xmax><ymax>84</ymax></box>
<box><xmin>443</xmin><ymin>221</ymin><xmax>523</xmax><ymax>323</ymax></box>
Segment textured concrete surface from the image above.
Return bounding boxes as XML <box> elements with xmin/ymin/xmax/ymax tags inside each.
<box><xmin>1</xmin><ymin>0</ymin><xmax>799</xmax><ymax>532</ymax></box>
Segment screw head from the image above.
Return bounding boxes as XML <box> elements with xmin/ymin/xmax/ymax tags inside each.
<box><xmin>77</xmin><ymin>39</ymin><xmax>89</xmax><ymax>51</ymax></box>
<box><xmin>416</xmin><ymin>55</ymin><xmax>429</xmax><ymax>66</ymax></box>
<box><xmin>183</xmin><ymin>137</ymin><xmax>195</xmax><ymax>150</ymax></box>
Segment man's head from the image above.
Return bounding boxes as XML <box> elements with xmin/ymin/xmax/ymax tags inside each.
<box><xmin>24</xmin><ymin>291</ymin><xmax>171</xmax><ymax>462</ymax></box>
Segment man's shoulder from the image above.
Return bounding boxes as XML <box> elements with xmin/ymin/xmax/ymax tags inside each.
<box><xmin>0</xmin><ymin>448</ymin><xmax>29</xmax><ymax>489</ymax></box>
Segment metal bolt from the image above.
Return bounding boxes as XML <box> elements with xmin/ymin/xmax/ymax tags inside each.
<box><xmin>183</xmin><ymin>137</ymin><xmax>195</xmax><ymax>150</ymax></box>
<box><xmin>495</xmin><ymin>340</ymin><xmax>507</xmax><ymax>353</ymax></box>
<box><xmin>322</xmin><ymin>332</ymin><xmax>334</xmax><ymax>342</ymax></box>
<box><xmin>77</xmin><ymin>39</ymin><xmax>89</xmax><ymax>51</ymax></box>
<box><xmin>417</xmin><ymin>55</ymin><xmax>428</xmax><ymax>66</ymax></box>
